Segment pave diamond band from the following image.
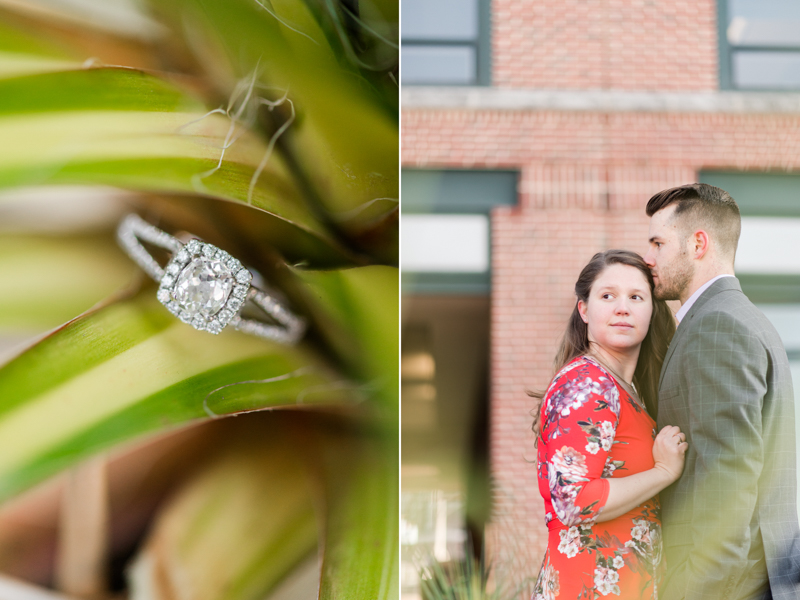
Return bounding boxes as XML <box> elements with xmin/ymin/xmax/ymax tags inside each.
<box><xmin>117</xmin><ymin>214</ymin><xmax>305</xmax><ymax>344</ymax></box>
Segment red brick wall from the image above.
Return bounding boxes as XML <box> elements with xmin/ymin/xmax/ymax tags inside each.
<box><xmin>403</xmin><ymin>0</ymin><xmax>800</xmax><ymax>591</ymax></box>
<box><xmin>402</xmin><ymin>107</ymin><xmax>800</xmax><ymax>590</ymax></box>
<box><xmin>492</xmin><ymin>0</ymin><xmax>718</xmax><ymax>91</ymax></box>
<box><xmin>403</xmin><ymin>110</ymin><xmax>800</xmax><ymax>174</ymax></box>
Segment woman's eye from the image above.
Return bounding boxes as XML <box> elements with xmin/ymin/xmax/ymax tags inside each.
<box><xmin>602</xmin><ymin>293</ymin><xmax>612</xmax><ymax>299</ymax></box>
<box><xmin>631</xmin><ymin>295</ymin><xmax>642</xmax><ymax>300</ymax></box>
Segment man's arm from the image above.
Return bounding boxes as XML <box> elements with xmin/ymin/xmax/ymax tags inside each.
<box><xmin>681</xmin><ymin>311</ymin><xmax>767</xmax><ymax>600</ymax></box>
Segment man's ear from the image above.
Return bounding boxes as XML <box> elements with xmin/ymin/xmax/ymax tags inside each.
<box><xmin>691</xmin><ymin>229</ymin><xmax>710</xmax><ymax>259</ymax></box>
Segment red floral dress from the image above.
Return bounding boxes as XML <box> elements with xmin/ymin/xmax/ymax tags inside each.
<box><xmin>532</xmin><ymin>356</ymin><xmax>664</xmax><ymax>600</ymax></box>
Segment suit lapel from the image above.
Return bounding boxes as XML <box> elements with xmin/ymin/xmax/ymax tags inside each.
<box><xmin>658</xmin><ymin>277</ymin><xmax>742</xmax><ymax>390</ymax></box>
<box><xmin>659</xmin><ymin>318</ymin><xmax>688</xmax><ymax>390</ymax></box>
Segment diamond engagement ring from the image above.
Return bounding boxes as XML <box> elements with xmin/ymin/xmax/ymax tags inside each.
<box><xmin>117</xmin><ymin>214</ymin><xmax>305</xmax><ymax>344</ymax></box>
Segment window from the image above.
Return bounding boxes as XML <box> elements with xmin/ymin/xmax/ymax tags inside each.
<box><xmin>402</xmin><ymin>214</ymin><xmax>490</xmax><ymax>274</ymax></box>
<box><xmin>720</xmin><ymin>0</ymin><xmax>800</xmax><ymax>89</ymax></box>
<box><xmin>400</xmin><ymin>0</ymin><xmax>490</xmax><ymax>85</ymax></box>
<box><xmin>401</xmin><ymin>169</ymin><xmax>517</xmax><ymax>294</ymax></box>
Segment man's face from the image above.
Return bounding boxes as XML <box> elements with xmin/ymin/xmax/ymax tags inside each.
<box><xmin>644</xmin><ymin>204</ymin><xmax>694</xmax><ymax>301</ymax></box>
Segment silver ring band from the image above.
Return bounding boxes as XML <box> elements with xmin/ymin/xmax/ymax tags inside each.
<box><xmin>117</xmin><ymin>214</ymin><xmax>305</xmax><ymax>344</ymax></box>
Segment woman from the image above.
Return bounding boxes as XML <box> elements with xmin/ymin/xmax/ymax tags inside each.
<box><xmin>531</xmin><ymin>250</ymin><xmax>685</xmax><ymax>600</ymax></box>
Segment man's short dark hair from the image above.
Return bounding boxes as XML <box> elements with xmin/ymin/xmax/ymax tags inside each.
<box><xmin>645</xmin><ymin>183</ymin><xmax>741</xmax><ymax>260</ymax></box>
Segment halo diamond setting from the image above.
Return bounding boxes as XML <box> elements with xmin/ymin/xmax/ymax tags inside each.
<box><xmin>117</xmin><ymin>214</ymin><xmax>304</xmax><ymax>344</ymax></box>
<box><xmin>156</xmin><ymin>240</ymin><xmax>253</xmax><ymax>335</ymax></box>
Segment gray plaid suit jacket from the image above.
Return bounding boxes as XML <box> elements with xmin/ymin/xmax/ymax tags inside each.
<box><xmin>657</xmin><ymin>277</ymin><xmax>800</xmax><ymax>600</ymax></box>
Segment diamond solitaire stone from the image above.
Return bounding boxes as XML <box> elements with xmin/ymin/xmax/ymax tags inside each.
<box><xmin>173</xmin><ymin>257</ymin><xmax>235</xmax><ymax>318</ymax></box>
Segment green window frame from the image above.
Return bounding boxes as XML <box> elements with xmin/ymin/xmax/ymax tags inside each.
<box><xmin>400</xmin><ymin>0</ymin><xmax>492</xmax><ymax>86</ymax></box>
<box><xmin>401</xmin><ymin>169</ymin><xmax>517</xmax><ymax>294</ymax></box>
<box><xmin>718</xmin><ymin>0</ymin><xmax>800</xmax><ymax>91</ymax></box>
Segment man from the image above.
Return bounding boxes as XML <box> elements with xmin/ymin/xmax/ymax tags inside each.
<box><xmin>643</xmin><ymin>183</ymin><xmax>800</xmax><ymax>600</ymax></box>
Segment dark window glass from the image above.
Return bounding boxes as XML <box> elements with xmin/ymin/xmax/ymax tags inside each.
<box><xmin>725</xmin><ymin>0</ymin><xmax>800</xmax><ymax>89</ymax></box>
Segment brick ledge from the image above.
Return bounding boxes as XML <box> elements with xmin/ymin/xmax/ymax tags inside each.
<box><xmin>402</xmin><ymin>87</ymin><xmax>800</xmax><ymax>114</ymax></box>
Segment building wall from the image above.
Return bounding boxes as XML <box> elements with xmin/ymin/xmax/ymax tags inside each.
<box><xmin>402</xmin><ymin>0</ymin><xmax>800</xmax><ymax>588</ymax></box>
<box><xmin>403</xmin><ymin>110</ymin><xmax>800</xmax><ymax>173</ymax></box>
<box><xmin>492</xmin><ymin>0</ymin><xmax>718</xmax><ymax>91</ymax></box>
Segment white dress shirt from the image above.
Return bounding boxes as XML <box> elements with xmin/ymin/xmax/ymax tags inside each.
<box><xmin>675</xmin><ymin>274</ymin><xmax>735</xmax><ymax>323</ymax></box>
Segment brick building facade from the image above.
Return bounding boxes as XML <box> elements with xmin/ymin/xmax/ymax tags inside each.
<box><xmin>401</xmin><ymin>0</ymin><xmax>800</xmax><ymax>593</ymax></box>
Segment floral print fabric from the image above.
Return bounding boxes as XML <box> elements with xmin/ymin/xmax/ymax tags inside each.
<box><xmin>533</xmin><ymin>357</ymin><xmax>664</xmax><ymax>599</ymax></box>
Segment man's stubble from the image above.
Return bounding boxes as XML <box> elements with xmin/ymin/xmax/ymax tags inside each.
<box><xmin>653</xmin><ymin>247</ymin><xmax>694</xmax><ymax>302</ymax></box>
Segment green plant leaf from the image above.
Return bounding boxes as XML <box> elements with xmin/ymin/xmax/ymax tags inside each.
<box><xmin>307</xmin><ymin>422</ymin><xmax>399</xmax><ymax>600</ymax></box>
<box><xmin>0</xmin><ymin>289</ymin><xmax>354</xmax><ymax>502</ymax></box>
<box><xmin>0</xmin><ymin>13</ymin><xmax>82</xmax><ymax>79</ymax></box>
<box><xmin>127</xmin><ymin>413</ymin><xmax>398</xmax><ymax>600</ymax></box>
<box><xmin>0</xmin><ymin>68</ymin><xmax>355</xmax><ymax>264</ymax></box>
<box><xmin>0</xmin><ymin>4</ymin><xmax>399</xmax><ymax>596</ymax></box>
<box><xmin>0</xmin><ymin>233</ymin><xmax>135</xmax><ymax>330</ymax></box>
<box><xmin>290</xmin><ymin>265</ymin><xmax>398</xmax><ymax>413</ymax></box>
<box><xmin>148</xmin><ymin>0</ymin><xmax>399</xmax><ymax>246</ymax></box>
<box><xmin>128</xmin><ymin>419</ymin><xmax>318</xmax><ymax>600</ymax></box>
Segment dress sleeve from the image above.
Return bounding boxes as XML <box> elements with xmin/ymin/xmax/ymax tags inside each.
<box><xmin>540</xmin><ymin>362</ymin><xmax>622</xmax><ymax>526</ymax></box>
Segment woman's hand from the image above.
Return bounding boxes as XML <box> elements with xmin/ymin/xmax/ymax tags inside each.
<box><xmin>597</xmin><ymin>425</ymin><xmax>688</xmax><ymax>522</ymax></box>
<box><xmin>652</xmin><ymin>425</ymin><xmax>688</xmax><ymax>484</ymax></box>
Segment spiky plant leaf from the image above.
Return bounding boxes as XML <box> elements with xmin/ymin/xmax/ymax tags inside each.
<box><xmin>146</xmin><ymin>0</ymin><xmax>399</xmax><ymax>258</ymax></box>
<box><xmin>0</xmin><ymin>233</ymin><xmax>133</xmax><ymax>329</ymax></box>
<box><xmin>0</xmin><ymin>289</ymin><xmax>354</xmax><ymax>502</ymax></box>
<box><xmin>311</xmin><ymin>424</ymin><xmax>399</xmax><ymax>600</ymax></box>
<box><xmin>0</xmin><ymin>0</ymin><xmax>398</xmax><ymax>596</ymax></box>
<box><xmin>291</xmin><ymin>265</ymin><xmax>398</xmax><ymax>412</ymax></box>
<box><xmin>0</xmin><ymin>68</ymin><xmax>358</xmax><ymax>264</ymax></box>
<box><xmin>0</xmin><ymin>18</ymin><xmax>79</xmax><ymax>78</ymax></box>
<box><xmin>129</xmin><ymin>420</ymin><xmax>318</xmax><ymax>600</ymax></box>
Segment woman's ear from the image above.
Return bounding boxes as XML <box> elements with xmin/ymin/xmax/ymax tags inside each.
<box><xmin>577</xmin><ymin>300</ymin><xmax>589</xmax><ymax>324</ymax></box>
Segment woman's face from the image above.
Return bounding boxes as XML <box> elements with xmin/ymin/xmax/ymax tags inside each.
<box><xmin>577</xmin><ymin>263</ymin><xmax>653</xmax><ymax>355</ymax></box>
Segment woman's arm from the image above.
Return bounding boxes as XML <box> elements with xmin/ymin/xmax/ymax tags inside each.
<box><xmin>540</xmin><ymin>362</ymin><xmax>623</xmax><ymax>526</ymax></box>
<box><xmin>540</xmin><ymin>361</ymin><xmax>686</xmax><ymax>526</ymax></box>
<box><xmin>597</xmin><ymin>425</ymin><xmax>687</xmax><ymax>522</ymax></box>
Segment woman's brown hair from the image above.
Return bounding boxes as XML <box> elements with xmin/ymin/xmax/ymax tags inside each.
<box><xmin>530</xmin><ymin>249</ymin><xmax>675</xmax><ymax>434</ymax></box>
